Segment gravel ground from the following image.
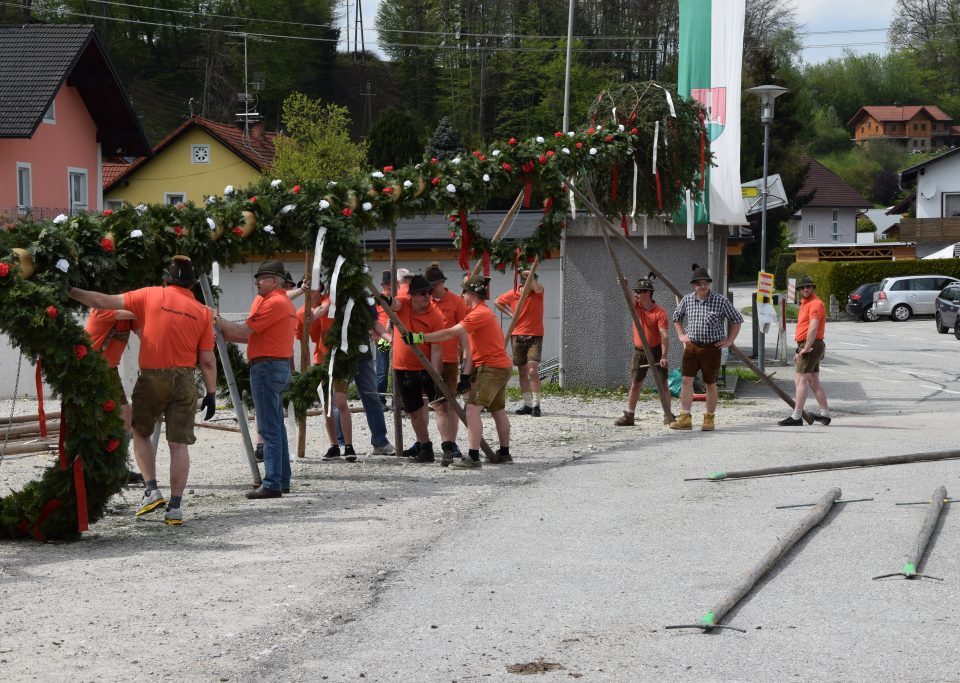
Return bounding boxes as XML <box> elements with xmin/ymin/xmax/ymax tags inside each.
<box><xmin>0</xmin><ymin>392</ymin><xmax>766</xmax><ymax>681</ymax></box>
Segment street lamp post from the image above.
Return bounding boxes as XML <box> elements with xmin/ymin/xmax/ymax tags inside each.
<box><xmin>746</xmin><ymin>84</ymin><xmax>789</xmax><ymax>373</ymax></box>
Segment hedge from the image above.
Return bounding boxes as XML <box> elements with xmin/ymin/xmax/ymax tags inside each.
<box><xmin>786</xmin><ymin>259</ymin><xmax>960</xmax><ymax>305</ymax></box>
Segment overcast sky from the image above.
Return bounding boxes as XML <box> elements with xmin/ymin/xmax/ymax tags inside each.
<box><xmin>346</xmin><ymin>0</ymin><xmax>899</xmax><ymax>66</ymax></box>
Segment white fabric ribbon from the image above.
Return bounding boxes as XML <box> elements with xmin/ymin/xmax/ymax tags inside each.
<box><xmin>643</xmin><ymin>215</ymin><xmax>648</xmax><ymax>249</ymax></box>
<box><xmin>686</xmin><ymin>189</ymin><xmax>695</xmax><ymax>240</ymax></box>
<box><xmin>630</xmin><ymin>161</ymin><xmax>639</xmax><ymax>224</ymax></box>
<box><xmin>653</xmin><ymin>84</ymin><xmax>677</xmax><ymax>117</ymax></box>
<box><xmin>311</xmin><ymin>227</ymin><xmax>327</xmax><ymax>290</ymax></box>
<box><xmin>326</xmin><ymin>350</ymin><xmax>336</xmax><ymax>417</ymax></box>
<box><xmin>327</xmin><ymin>255</ymin><xmax>347</xmax><ymax>319</ymax></box>
<box><xmin>339</xmin><ymin>298</ymin><xmax>355</xmax><ymax>352</ymax></box>
<box><xmin>568</xmin><ymin>178</ymin><xmax>576</xmax><ymax>219</ymax></box>
<box><xmin>212</xmin><ymin>261</ymin><xmax>220</xmax><ymax>287</ymax></box>
<box><xmin>652</xmin><ymin>121</ymin><xmax>659</xmax><ymax>174</ymax></box>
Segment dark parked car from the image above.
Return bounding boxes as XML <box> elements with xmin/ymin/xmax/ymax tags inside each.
<box><xmin>846</xmin><ymin>283</ymin><xmax>880</xmax><ymax>321</ymax></box>
<box><xmin>935</xmin><ymin>283</ymin><xmax>960</xmax><ymax>338</ymax></box>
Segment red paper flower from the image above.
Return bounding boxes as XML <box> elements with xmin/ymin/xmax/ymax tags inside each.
<box><xmin>431</xmin><ymin>177</ymin><xmax>440</xmax><ymax>186</ymax></box>
<box><xmin>292</xmin><ymin>185</ymin><xmax>301</xmax><ymax>194</ymax></box>
<box><xmin>342</xmin><ymin>207</ymin><xmax>353</xmax><ymax>217</ymax></box>
<box><xmin>538</xmin><ymin>155</ymin><xmax>548</xmax><ymax>165</ymax></box>
<box><xmin>175</xmin><ymin>202</ymin><xmax>186</xmax><ymax>210</ymax></box>
<box><xmin>522</xmin><ymin>160</ymin><xmax>536</xmax><ymax>173</ymax></box>
<box><xmin>478</xmin><ymin>154</ymin><xmax>486</xmax><ymax>161</ymax></box>
<box><xmin>630</xmin><ymin>127</ymin><xmax>639</xmax><ymax>135</ymax></box>
<box><xmin>249</xmin><ymin>196</ymin><xmax>257</xmax><ymax>203</ymax></box>
<box><xmin>74</xmin><ymin>344</ymin><xmax>88</xmax><ymax>360</ymax></box>
<box><xmin>588</xmin><ymin>127</ymin><xmax>596</xmax><ymax>134</ymax></box>
<box><xmin>173</xmin><ymin>226</ymin><xmax>184</xmax><ymax>237</ymax></box>
<box><xmin>502</xmin><ymin>163</ymin><xmax>513</xmax><ymax>173</ymax></box>
<box><xmin>103</xmin><ymin>399</ymin><xmax>117</xmax><ymax>413</ymax></box>
<box><xmin>449</xmin><ymin>231</ymin><xmax>456</xmax><ymax>238</ymax></box>
<box><xmin>232</xmin><ymin>226</ymin><xmax>244</xmax><ymax>235</ymax></box>
<box><xmin>382</xmin><ymin>187</ymin><xmax>393</xmax><ymax>194</ymax></box>
<box><xmin>605</xmin><ymin>134</ymin><xmax>614</xmax><ymax>142</ymax></box>
<box><xmin>575</xmin><ymin>142</ymin><xmax>583</xmax><ymax>149</ymax></box>
<box><xmin>546</xmin><ymin>150</ymin><xmax>556</xmax><ymax>157</ymax></box>
<box><xmin>448</xmin><ymin>215</ymin><xmax>458</xmax><ymax>223</ymax></box>
<box><xmin>105</xmin><ymin>438</ymin><xmax>121</xmax><ymax>453</ymax></box>
<box><xmin>46</xmin><ymin>305</ymin><xmax>58</xmax><ymax>319</ymax></box>
<box><xmin>472</xmin><ymin>151</ymin><xmax>481</xmax><ymax>157</ymax></box>
<box><xmin>431</xmin><ymin>157</ymin><xmax>439</xmax><ymax>164</ymax></box>
<box><xmin>102</xmin><ymin>209</ymin><xmax>113</xmax><ymax>216</ymax></box>
<box><xmin>384</xmin><ymin>165</ymin><xmax>394</xmax><ymax>172</ymax></box>
<box><xmin>554</xmin><ymin>131</ymin><xmax>563</xmax><ymax>138</ymax></box>
<box><xmin>508</xmin><ymin>137</ymin><xmax>518</xmax><ymax>146</ymax></box>
<box><xmin>0</xmin><ymin>263</ymin><xmax>9</xmax><ymax>277</ymax></box>
<box><xmin>100</xmin><ymin>237</ymin><xmax>115</xmax><ymax>252</ymax></box>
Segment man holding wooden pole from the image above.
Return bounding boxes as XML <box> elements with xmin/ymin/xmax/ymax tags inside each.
<box><xmin>495</xmin><ymin>269</ymin><xmax>545</xmax><ymax>417</ymax></box>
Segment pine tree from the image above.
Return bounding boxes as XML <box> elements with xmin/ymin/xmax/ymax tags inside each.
<box><xmin>425</xmin><ymin>116</ymin><xmax>463</xmax><ymax>160</ymax></box>
<box><xmin>367</xmin><ymin>108</ymin><xmax>423</xmax><ymax>168</ymax></box>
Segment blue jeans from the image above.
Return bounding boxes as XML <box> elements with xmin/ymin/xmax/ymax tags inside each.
<box><xmin>375</xmin><ymin>347</ymin><xmax>390</xmax><ymax>405</ymax></box>
<box><xmin>250</xmin><ymin>360</ymin><xmax>291</xmax><ymax>491</ymax></box>
<box><xmin>335</xmin><ymin>353</ymin><xmax>389</xmax><ymax>447</ymax></box>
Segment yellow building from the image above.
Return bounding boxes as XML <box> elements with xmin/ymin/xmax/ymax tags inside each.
<box><xmin>103</xmin><ymin>117</ymin><xmax>276</xmax><ymax>207</ymax></box>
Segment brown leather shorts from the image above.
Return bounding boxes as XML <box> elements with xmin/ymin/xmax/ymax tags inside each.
<box><xmin>681</xmin><ymin>343</ymin><xmax>722</xmax><ymax>385</ymax></box>
<box><xmin>131</xmin><ymin>368</ymin><xmax>198</xmax><ymax>444</ymax></box>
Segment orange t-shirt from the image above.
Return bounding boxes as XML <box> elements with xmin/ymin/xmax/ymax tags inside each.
<box><xmin>796</xmin><ymin>293</ymin><xmax>826</xmax><ymax>343</ymax></box>
<box><xmin>460</xmin><ymin>302</ymin><xmax>512</xmax><ymax>369</ymax></box>
<box><xmin>632</xmin><ymin>302</ymin><xmax>668</xmax><ymax>349</ymax></box>
<box><xmin>85</xmin><ymin>309</ymin><xmax>139</xmax><ymax>368</ymax></box>
<box><xmin>296</xmin><ymin>296</ymin><xmax>335</xmax><ymax>365</ymax></box>
<box><xmin>495</xmin><ymin>288</ymin><xmax>544</xmax><ymax>336</ymax></box>
<box><xmin>392</xmin><ymin>295</ymin><xmax>446</xmax><ymax>371</ymax></box>
<box><xmin>246</xmin><ymin>288</ymin><xmax>297</xmax><ymax>360</ymax></box>
<box><xmin>432</xmin><ymin>289</ymin><xmax>467</xmax><ymax>363</ymax></box>
<box><xmin>376</xmin><ymin>301</ymin><xmax>390</xmax><ymax>330</ymax></box>
<box><xmin>123</xmin><ymin>285</ymin><xmax>214</xmax><ymax>369</ymax></box>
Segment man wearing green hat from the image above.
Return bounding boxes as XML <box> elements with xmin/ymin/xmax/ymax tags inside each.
<box><xmin>778</xmin><ymin>274</ymin><xmax>831</xmax><ymax>426</ymax></box>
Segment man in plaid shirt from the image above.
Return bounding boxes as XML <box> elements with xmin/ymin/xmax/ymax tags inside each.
<box><xmin>670</xmin><ymin>264</ymin><xmax>742</xmax><ymax>432</ymax></box>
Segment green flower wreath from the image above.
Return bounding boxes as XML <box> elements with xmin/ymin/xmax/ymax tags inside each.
<box><xmin>0</xmin><ymin>82</ymin><xmax>707</xmax><ymax>540</ymax></box>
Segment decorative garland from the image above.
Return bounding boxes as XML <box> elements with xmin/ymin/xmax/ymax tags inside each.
<box><xmin>0</xmin><ymin>81</ymin><xmax>707</xmax><ymax>540</ymax></box>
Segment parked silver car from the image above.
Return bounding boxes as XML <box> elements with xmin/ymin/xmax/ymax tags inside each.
<box><xmin>935</xmin><ymin>283</ymin><xmax>960</xmax><ymax>338</ymax></box>
<box><xmin>873</xmin><ymin>275</ymin><xmax>960</xmax><ymax>321</ymax></box>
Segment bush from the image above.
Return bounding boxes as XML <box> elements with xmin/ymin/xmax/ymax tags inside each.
<box><xmin>773</xmin><ymin>252</ymin><xmax>795</xmax><ymax>289</ymax></box>
<box><xmin>786</xmin><ymin>259</ymin><xmax>960</xmax><ymax>305</ymax></box>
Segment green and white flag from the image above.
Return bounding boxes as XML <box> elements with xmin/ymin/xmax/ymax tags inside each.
<box><xmin>675</xmin><ymin>0</ymin><xmax>747</xmax><ymax>227</ymax></box>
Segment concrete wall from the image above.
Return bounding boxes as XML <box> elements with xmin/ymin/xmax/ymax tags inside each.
<box><xmin>561</xmin><ymin>216</ymin><xmax>728</xmax><ymax>389</ymax></box>
<box><xmin>793</xmin><ymin>206</ymin><xmax>857</xmax><ymax>244</ymax></box>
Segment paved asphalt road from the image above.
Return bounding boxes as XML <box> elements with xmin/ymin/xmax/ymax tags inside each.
<box><xmin>261</xmin><ymin>316</ymin><xmax>960</xmax><ymax>681</ymax></box>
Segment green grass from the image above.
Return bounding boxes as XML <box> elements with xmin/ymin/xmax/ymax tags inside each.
<box><xmin>726</xmin><ymin>366</ymin><xmax>760</xmax><ymax>382</ymax></box>
<box><xmin>506</xmin><ymin>383</ymin><xmax>628</xmax><ymax>401</ymax></box>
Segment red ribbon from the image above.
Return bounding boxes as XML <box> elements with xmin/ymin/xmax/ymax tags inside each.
<box><xmin>621</xmin><ymin>214</ymin><xmax>629</xmax><ymax>237</ymax></box>
<box><xmin>611</xmin><ymin>165</ymin><xmax>619</xmax><ymax>202</ymax></box>
<box><xmin>654</xmin><ymin>168</ymin><xmax>663</xmax><ymax>210</ymax></box>
<box><xmin>458</xmin><ymin>209</ymin><xmax>471</xmax><ymax>271</ymax></box>
<box><xmin>35</xmin><ymin>359</ymin><xmax>46</xmax><ymax>438</ymax></box>
<box><xmin>31</xmin><ymin>498</ymin><xmax>62</xmax><ymax>542</ymax></box>
<box><xmin>699</xmin><ymin>112</ymin><xmax>707</xmax><ymax>189</ymax></box>
<box><xmin>521</xmin><ymin>160</ymin><xmax>536</xmax><ymax>207</ymax></box>
<box><xmin>57</xmin><ymin>404</ymin><xmax>67</xmax><ymax>470</ymax></box>
<box><xmin>513</xmin><ymin>248</ymin><xmax>520</xmax><ymax>290</ymax></box>
<box><xmin>73</xmin><ymin>456</ymin><xmax>89</xmax><ymax>532</ymax></box>
<box><xmin>482</xmin><ymin>251</ymin><xmax>491</xmax><ymax>277</ymax></box>
<box><xmin>543</xmin><ymin>197</ymin><xmax>554</xmax><ymax>215</ymax></box>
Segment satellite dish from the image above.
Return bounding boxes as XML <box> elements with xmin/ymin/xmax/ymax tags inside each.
<box><xmin>920</xmin><ymin>183</ymin><xmax>937</xmax><ymax>200</ymax></box>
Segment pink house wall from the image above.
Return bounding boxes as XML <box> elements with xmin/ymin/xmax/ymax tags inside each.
<box><xmin>0</xmin><ymin>84</ymin><xmax>100</xmax><ymax>214</ymax></box>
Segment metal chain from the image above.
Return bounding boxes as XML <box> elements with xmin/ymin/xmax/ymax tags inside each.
<box><xmin>0</xmin><ymin>351</ymin><xmax>24</xmax><ymax>466</ymax></box>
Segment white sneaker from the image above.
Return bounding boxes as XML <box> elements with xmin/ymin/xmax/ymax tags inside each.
<box><xmin>371</xmin><ymin>443</ymin><xmax>396</xmax><ymax>455</ymax></box>
<box><xmin>136</xmin><ymin>489</ymin><xmax>166</xmax><ymax>516</ymax></box>
<box><xmin>163</xmin><ymin>507</ymin><xmax>183</xmax><ymax>526</ymax></box>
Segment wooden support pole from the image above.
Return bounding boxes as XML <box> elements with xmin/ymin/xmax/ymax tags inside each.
<box><xmin>667</xmin><ymin>487</ymin><xmax>841</xmax><ymax>632</ymax></box>
<box><xmin>874</xmin><ymin>485</ymin><xmax>947</xmax><ymax>581</ymax></box>
<box><xmin>569</xmin><ymin>180</ymin><xmax>813</xmax><ymax>424</ymax></box>
<box><xmin>0</xmin><ymin>411</ymin><xmax>61</xmax><ymax>426</ymax></box>
<box><xmin>1</xmin><ymin>420</ymin><xmax>60</xmax><ymax>439</ymax></box>
<box><xmin>689</xmin><ymin>449</ymin><xmax>960</xmax><ymax>482</ymax></box>
<box><xmin>470</xmin><ymin>191</ymin><xmax>525</xmax><ymax>279</ymax></box>
<box><xmin>390</xmin><ymin>229</ymin><xmax>403</xmax><ymax>455</ymax></box>
<box><xmin>297</xmin><ymin>251</ymin><xmax>312</xmax><ymax>458</ymax></box>
<box><xmin>502</xmin><ymin>257</ymin><xmax>541</xmax><ymax>346</ymax></box>
<box><xmin>370</xmin><ymin>288</ymin><xmax>496</xmax><ymax>460</ymax></box>
<box><xmin>0</xmin><ymin>440</ymin><xmax>56</xmax><ymax>456</ymax></box>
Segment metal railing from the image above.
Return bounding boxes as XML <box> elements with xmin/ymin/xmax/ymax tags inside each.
<box><xmin>0</xmin><ymin>206</ymin><xmax>72</xmax><ymax>227</ymax></box>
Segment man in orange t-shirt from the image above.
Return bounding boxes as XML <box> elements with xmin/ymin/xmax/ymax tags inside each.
<box><xmin>495</xmin><ymin>270</ymin><xmax>545</xmax><ymax>416</ymax></box>
<box><xmin>218</xmin><ymin>260</ymin><xmax>298</xmax><ymax>498</ymax></box>
<box><xmin>410</xmin><ymin>275</ymin><xmax>512</xmax><ymax>469</ymax></box>
<box><xmin>375</xmin><ymin>270</ymin><xmax>394</xmax><ymax>409</ymax></box>
<box><xmin>778</xmin><ymin>275</ymin><xmax>831</xmax><ymax>427</ymax></box>
<box><xmin>425</xmin><ymin>262</ymin><xmax>468</xmax><ymax>464</ymax></box>
<box><xmin>69</xmin><ymin>255</ymin><xmax>217</xmax><ymax>526</ymax></box>
<box><xmin>615</xmin><ymin>275</ymin><xmax>672</xmax><ymax>427</ymax></box>
<box><xmin>85</xmin><ymin>308</ymin><xmax>139</xmax><ymax>428</ymax></box>
<box><xmin>390</xmin><ymin>274</ymin><xmax>444</xmax><ymax>462</ymax></box>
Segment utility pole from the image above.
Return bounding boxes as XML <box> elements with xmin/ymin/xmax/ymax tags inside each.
<box><xmin>353</xmin><ymin>0</ymin><xmax>365</xmax><ymax>59</ymax></box>
<box><xmin>360</xmin><ymin>80</ymin><xmax>376</xmax><ymax>138</ymax></box>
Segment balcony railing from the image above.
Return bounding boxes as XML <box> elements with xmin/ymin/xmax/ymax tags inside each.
<box><xmin>0</xmin><ymin>206</ymin><xmax>73</xmax><ymax>228</ymax></box>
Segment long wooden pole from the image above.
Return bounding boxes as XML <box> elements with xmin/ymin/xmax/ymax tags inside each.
<box><xmin>0</xmin><ymin>411</ymin><xmax>61</xmax><ymax>426</ymax></box>
<box><xmin>297</xmin><ymin>251</ymin><xmax>312</xmax><ymax>458</ymax></box>
<box><xmin>874</xmin><ymin>485</ymin><xmax>947</xmax><ymax>580</ymax></box>
<box><xmin>667</xmin><ymin>488</ymin><xmax>841</xmax><ymax>632</ymax></box>
<box><xmin>370</xmin><ymin>288</ymin><xmax>496</xmax><ymax>459</ymax></box>
<box><xmin>470</xmin><ymin>191</ymin><xmax>525</xmax><ymax>279</ymax></box>
<box><xmin>390</xmin><ymin>229</ymin><xmax>403</xmax><ymax>455</ymax></box>
<box><xmin>689</xmin><ymin>449</ymin><xmax>960</xmax><ymax>482</ymax></box>
<box><xmin>570</xmin><ymin>180</ymin><xmax>813</xmax><ymax>424</ymax></box>
<box><xmin>502</xmin><ymin>257</ymin><xmax>541</xmax><ymax>346</ymax></box>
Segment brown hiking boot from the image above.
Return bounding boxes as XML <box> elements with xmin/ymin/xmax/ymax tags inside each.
<box><xmin>614</xmin><ymin>411</ymin><xmax>635</xmax><ymax>426</ymax></box>
<box><xmin>701</xmin><ymin>413</ymin><xmax>715</xmax><ymax>431</ymax></box>
<box><xmin>669</xmin><ymin>412</ymin><xmax>693</xmax><ymax>430</ymax></box>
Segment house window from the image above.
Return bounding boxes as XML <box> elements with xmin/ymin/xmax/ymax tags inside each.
<box><xmin>164</xmin><ymin>192</ymin><xmax>186</xmax><ymax>205</ymax></box>
<box><xmin>913</xmin><ymin>123</ymin><xmax>919</xmax><ymax>131</ymax></box>
<box><xmin>191</xmin><ymin>144</ymin><xmax>211</xmax><ymax>164</ymax></box>
<box><xmin>68</xmin><ymin>168</ymin><xmax>88</xmax><ymax>214</ymax></box>
<box><xmin>831</xmin><ymin>210</ymin><xmax>840</xmax><ymax>243</ymax></box>
<box><xmin>43</xmin><ymin>100</ymin><xmax>55</xmax><ymax>124</ymax></box>
<box><xmin>807</xmin><ymin>223</ymin><xmax>815</xmax><ymax>241</ymax></box>
<box><xmin>105</xmin><ymin>199</ymin><xmax>124</xmax><ymax>211</ymax></box>
<box><xmin>944</xmin><ymin>193</ymin><xmax>960</xmax><ymax>217</ymax></box>
<box><xmin>16</xmin><ymin>163</ymin><xmax>31</xmax><ymax>212</ymax></box>
<box><xmin>920</xmin><ymin>139</ymin><xmax>926</xmax><ymax>148</ymax></box>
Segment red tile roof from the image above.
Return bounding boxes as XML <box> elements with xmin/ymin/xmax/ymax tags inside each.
<box><xmin>798</xmin><ymin>158</ymin><xmax>870</xmax><ymax>208</ymax></box>
<box><xmin>103</xmin><ymin>116</ymin><xmax>277</xmax><ymax>192</ymax></box>
<box><xmin>847</xmin><ymin>105</ymin><xmax>953</xmax><ymax>127</ymax></box>
<box><xmin>101</xmin><ymin>161</ymin><xmax>132</xmax><ymax>189</ymax></box>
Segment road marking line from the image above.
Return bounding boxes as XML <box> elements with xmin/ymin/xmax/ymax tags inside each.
<box><xmin>832</xmin><ymin>340</ymin><xmax>869</xmax><ymax>347</ymax></box>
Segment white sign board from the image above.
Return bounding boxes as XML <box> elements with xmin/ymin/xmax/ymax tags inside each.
<box><xmin>741</xmin><ymin>174</ymin><xmax>788</xmax><ymax>216</ymax></box>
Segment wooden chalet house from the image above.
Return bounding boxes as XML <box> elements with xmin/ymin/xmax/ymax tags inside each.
<box><xmin>0</xmin><ymin>25</ymin><xmax>150</xmax><ymax>225</ymax></box>
<box><xmin>847</xmin><ymin>105</ymin><xmax>956</xmax><ymax>152</ymax></box>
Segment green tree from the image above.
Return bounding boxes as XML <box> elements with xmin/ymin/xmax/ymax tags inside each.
<box><xmin>807</xmin><ymin>106</ymin><xmax>854</xmax><ymax>155</ymax></box>
<box><xmin>426</xmin><ymin>116</ymin><xmax>463</xmax><ymax>160</ymax></box>
<box><xmin>367</xmin><ymin>107</ymin><xmax>424</xmax><ymax>168</ymax></box>
<box><xmin>270</xmin><ymin>93</ymin><xmax>367</xmax><ymax>182</ymax></box>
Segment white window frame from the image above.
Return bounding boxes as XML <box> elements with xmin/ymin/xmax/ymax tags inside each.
<box><xmin>164</xmin><ymin>192</ymin><xmax>186</xmax><ymax>206</ymax></box>
<box><xmin>944</xmin><ymin>192</ymin><xmax>960</xmax><ymax>217</ymax></box>
<box><xmin>67</xmin><ymin>167</ymin><xmax>88</xmax><ymax>214</ymax></box>
<box><xmin>806</xmin><ymin>223</ymin><xmax>815</xmax><ymax>241</ymax></box>
<box><xmin>16</xmin><ymin>162</ymin><xmax>32</xmax><ymax>211</ymax></box>
<box><xmin>43</xmin><ymin>99</ymin><xmax>56</xmax><ymax>124</ymax></box>
<box><xmin>191</xmin><ymin>144</ymin><xmax>211</xmax><ymax>164</ymax></box>
<box><xmin>105</xmin><ymin>199</ymin><xmax>125</xmax><ymax>211</ymax></box>
<box><xmin>831</xmin><ymin>209</ymin><xmax>840</xmax><ymax>243</ymax></box>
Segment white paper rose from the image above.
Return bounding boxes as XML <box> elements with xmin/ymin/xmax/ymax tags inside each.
<box><xmin>55</xmin><ymin>259</ymin><xmax>69</xmax><ymax>273</ymax></box>
<box><xmin>224</xmin><ymin>185</ymin><xmax>234</xmax><ymax>195</ymax></box>
<box><xmin>446</xmin><ymin>183</ymin><xmax>456</xmax><ymax>193</ymax></box>
<box><xmin>270</xmin><ymin>179</ymin><xmax>282</xmax><ymax>188</ymax></box>
<box><xmin>53</xmin><ymin>214</ymin><xmax>68</xmax><ymax>224</ymax></box>
<box><xmin>362</xmin><ymin>202</ymin><xmax>373</xmax><ymax>211</ymax></box>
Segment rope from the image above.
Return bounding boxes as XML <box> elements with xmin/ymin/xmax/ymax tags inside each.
<box><xmin>0</xmin><ymin>351</ymin><xmax>24</xmax><ymax>466</ymax></box>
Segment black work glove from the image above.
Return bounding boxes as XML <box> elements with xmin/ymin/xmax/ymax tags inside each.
<box><xmin>457</xmin><ymin>373</ymin><xmax>472</xmax><ymax>393</ymax></box>
<box><xmin>199</xmin><ymin>391</ymin><xmax>216</xmax><ymax>420</ymax></box>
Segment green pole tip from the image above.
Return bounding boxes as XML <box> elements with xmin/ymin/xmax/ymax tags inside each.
<box><xmin>902</xmin><ymin>563</ymin><xmax>917</xmax><ymax>576</ymax></box>
<box><xmin>707</xmin><ymin>471</ymin><xmax>727</xmax><ymax>480</ymax></box>
<box><xmin>699</xmin><ymin>611</ymin><xmax>716</xmax><ymax>626</ymax></box>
